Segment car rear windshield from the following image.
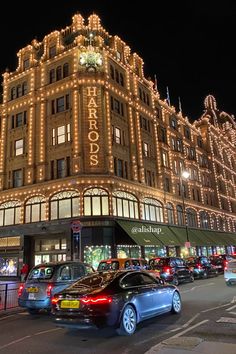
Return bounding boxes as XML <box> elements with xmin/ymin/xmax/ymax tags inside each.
<box><xmin>71</xmin><ymin>272</ymin><xmax>117</xmax><ymax>290</ymax></box>
<box><xmin>97</xmin><ymin>261</ymin><xmax>119</xmax><ymax>271</ymax></box>
<box><xmin>149</xmin><ymin>258</ymin><xmax>169</xmax><ymax>267</ymax></box>
<box><xmin>28</xmin><ymin>266</ymin><xmax>55</xmax><ymax>280</ymax></box>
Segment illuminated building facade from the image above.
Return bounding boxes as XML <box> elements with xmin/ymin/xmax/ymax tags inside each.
<box><xmin>0</xmin><ymin>13</ymin><xmax>235</xmax><ymax>274</ymax></box>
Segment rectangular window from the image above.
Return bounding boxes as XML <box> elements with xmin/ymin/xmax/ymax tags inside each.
<box><xmin>114</xmin><ymin>157</ymin><xmax>117</xmax><ymax>175</ymax></box>
<box><xmin>160</xmin><ymin>127</ymin><xmax>167</xmax><ymax>143</ymax></box>
<box><xmin>162</xmin><ymin>151</ymin><xmax>168</xmax><ymax>167</ymax></box>
<box><xmin>67</xmin><ymin>123</ymin><xmax>71</xmax><ymax>141</ymax></box>
<box><xmin>115</xmin><ymin>127</ymin><xmax>121</xmax><ymax>144</ymax></box>
<box><xmin>57</xmin><ymin>159</ymin><xmax>66</xmax><ymax>178</ymax></box>
<box><xmin>15</xmin><ymin>139</ymin><xmax>23</xmax><ymax>156</ymax></box>
<box><xmin>51</xmin><ymin>160</ymin><xmax>54</xmax><ymax>179</ymax></box>
<box><xmin>117</xmin><ymin>159</ymin><xmax>123</xmax><ymax>177</ymax></box>
<box><xmin>56</xmin><ymin>97</ymin><xmax>65</xmax><ymax>113</ymax></box>
<box><xmin>13</xmin><ymin>169</ymin><xmax>23</xmax><ymax>187</ymax></box>
<box><xmin>52</xmin><ymin>128</ymin><xmax>56</xmax><ymax>145</ymax></box>
<box><xmin>49</xmin><ymin>45</ymin><xmax>56</xmax><ymax>59</ymax></box>
<box><xmin>164</xmin><ymin>177</ymin><xmax>170</xmax><ymax>192</ymax></box>
<box><xmin>57</xmin><ymin>125</ymin><xmax>66</xmax><ymax>144</ymax></box>
<box><xmin>16</xmin><ymin>112</ymin><xmax>23</xmax><ymax>127</ymax></box>
<box><xmin>146</xmin><ymin>170</ymin><xmax>152</xmax><ymax>186</ymax></box>
<box><xmin>114</xmin><ymin>99</ymin><xmax>120</xmax><ymax>114</ymax></box>
<box><xmin>124</xmin><ymin>161</ymin><xmax>128</xmax><ymax>179</ymax></box>
<box><xmin>66</xmin><ymin>156</ymin><xmax>70</xmax><ymax>176</ymax></box>
<box><xmin>143</xmin><ymin>142</ymin><xmax>149</xmax><ymax>157</ymax></box>
<box><xmin>23</xmin><ymin>59</ymin><xmax>30</xmax><ymax>70</ymax></box>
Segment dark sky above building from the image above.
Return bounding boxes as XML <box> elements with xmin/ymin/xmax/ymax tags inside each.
<box><xmin>1</xmin><ymin>0</ymin><xmax>236</xmax><ymax>120</ymax></box>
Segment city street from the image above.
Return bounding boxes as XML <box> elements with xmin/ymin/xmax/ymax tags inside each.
<box><xmin>0</xmin><ymin>275</ymin><xmax>235</xmax><ymax>354</ymax></box>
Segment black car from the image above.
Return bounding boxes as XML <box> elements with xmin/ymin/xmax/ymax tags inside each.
<box><xmin>185</xmin><ymin>256</ymin><xmax>218</xmax><ymax>279</ymax></box>
<box><xmin>209</xmin><ymin>254</ymin><xmax>236</xmax><ymax>273</ymax></box>
<box><xmin>149</xmin><ymin>257</ymin><xmax>194</xmax><ymax>286</ymax></box>
<box><xmin>51</xmin><ymin>270</ymin><xmax>181</xmax><ymax>336</ymax></box>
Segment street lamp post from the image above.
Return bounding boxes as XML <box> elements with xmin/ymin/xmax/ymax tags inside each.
<box><xmin>181</xmin><ymin>171</ymin><xmax>190</xmax><ymax>250</ymax></box>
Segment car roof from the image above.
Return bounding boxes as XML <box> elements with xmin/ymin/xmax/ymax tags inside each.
<box><xmin>99</xmin><ymin>258</ymin><xmax>146</xmax><ymax>262</ymax></box>
<box><xmin>32</xmin><ymin>261</ymin><xmax>91</xmax><ymax>268</ymax></box>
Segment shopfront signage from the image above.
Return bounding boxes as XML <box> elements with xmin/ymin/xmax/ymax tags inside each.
<box><xmin>87</xmin><ymin>86</ymin><xmax>100</xmax><ymax>166</ymax></box>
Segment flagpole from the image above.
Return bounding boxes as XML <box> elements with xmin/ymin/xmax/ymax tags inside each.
<box><xmin>166</xmin><ymin>86</ymin><xmax>171</xmax><ymax>105</ymax></box>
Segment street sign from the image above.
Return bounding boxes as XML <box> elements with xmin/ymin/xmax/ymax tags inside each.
<box><xmin>71</xmin><ymin>220</ymin><xmax>82</xmax><ymax>233</ymax></box>
<box><xmin>185</xmin><ymin>241</ymin><xmax>191</xmax><ymax>248</ymax></box>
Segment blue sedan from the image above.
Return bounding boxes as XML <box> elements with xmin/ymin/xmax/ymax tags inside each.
<box><xmin>51</xmin><ymin>270</ymin><xmax>181</xmax><ymax>335</ymax></box>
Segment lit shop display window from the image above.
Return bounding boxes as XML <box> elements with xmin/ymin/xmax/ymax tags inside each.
<box><xmin>117</xmin><ymin>245</ymin><xmax>141</xmax><ymax>258</ymax></box>
<box><xmin>144</xmin><ymin>246</ymin><xmax>167</xmax><ymax>260</ymax></box>
<box><xmin>84</xmin><ymin>245</ymin><xmax>111</xmax><ymax>270</ymax></box>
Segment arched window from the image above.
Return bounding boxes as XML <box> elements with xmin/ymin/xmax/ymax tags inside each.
<box><xmin>50</xmin><ymin>191</ymin><xmax>79</xmax><ymax>220</ymax></box>
<box><xmin>113</xmin><ymin>191</ymin><xmax>139</xmax><ymax>219</ymax></box>
<box><xmin>166</xmin><ymin>203</ymin><xmax>174</xmax><ymax>225</ymax></box>
<box><xmin>22</xmin><ymin>82</ymin><xmax>28</xmax><ymax>95</ymax></box>
<box><xmin>211</xmin><ymin>214</ymin><xmax>217</xmax><ymax>230</ymax></box>
<box><xmin>16</xmin><ymin>84</ymin><xmax>22</xmax><ymax>98</ymax></box>
<box><xmin>84</xmin><ymin>188</ymin><xmax>109</xmax><ymax>216</ymax></box>
<box><xmin>11</xmin><ymin>87</ymin><xmax>16</xmax><ymax>100</ymax></box>
<box><xmin>25</xmin><ymin>196</ymin><xmax>46</xmax><ymax>223</ymax></box>
<box><xmin>0</xmin><ymin>201</ymin><xmax>21</xmax><ymax>226</ymax></box>
<box><xmin>49</xmin><ymin>69</ymin><xmax>55</xmax><ymax>83</ymax></box>
<box><xmin>186</xmin><ymin>208</ymin><xmax>197</xmax><ymax>227</ymax></box>
<box><xmin>200</xmin><ymin>211</ymin><xmax>210</xmax><ymax>229</ymax></box>
<box><xmin>63</xmin><ymin>63</ymin><xmax>69</xmax><ymax>78</ymax></box>
<box><xmin>218</xmin><ymin>216</ymin><xmax>224</xmax><ymax>231</ymax></box>
<box><xmin>141</xmin><ymin>198</ymin><xmax>164</xmax><ymax>223</ymax></box>
<box><xmin>176</xmin><ymin>205</ymin><xmax>184</xmax><ymax>226</ymax></box>
<box><xmin>56</xmin><ymin>66</ymin><xmax>62</xmax><ymax>81</ymax></box>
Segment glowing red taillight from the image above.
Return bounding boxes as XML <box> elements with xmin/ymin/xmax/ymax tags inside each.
<box><xmin>18</xmin><ymin>284</ymin><xmax>25</xmax><ymax>297</ymax></box>
<box><xmin>81</xmin><ymin>296</ymin><xmax>112</xmax><ymax>305</ymax></box>
<box><xmin>163</xmin><ymin>267</ymin><xmax>171</xmax><ymax>274</ymax></box>
<box><xmin>197</xmin><ymin>263</ymin><xmax>202</xmax><ymax>270</ymax></box>
<box><xmin>51</xmin><ymin>296</ymin><xmax>59</xmax><ymax>304</ymax></box>
<box><xmin>46</xmin><ymin>284</ymin><xmax>54</xmax><ymax>297</ymax></box>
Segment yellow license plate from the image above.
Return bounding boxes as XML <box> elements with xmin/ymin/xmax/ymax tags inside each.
<box><xmin>27</xmin><ymin>287</ymin><xmax>39</xmax><ymax>293</ymax></box>
<box><xmin>60</xmin><ymin>300</ymin><xmax>80</xmax><ymax>309</ymax></box>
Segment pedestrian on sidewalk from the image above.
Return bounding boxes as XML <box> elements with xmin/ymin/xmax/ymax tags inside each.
<box><xmin>20</xmin><ymin>263</ymin><xmax>29</xmax><ymax>282</ymax></box>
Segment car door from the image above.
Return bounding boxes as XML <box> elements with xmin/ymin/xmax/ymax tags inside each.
<box><xmin>175</xmin><ymin>258</ymin><xmax>190</xmax><ymax>281</ymax></box>
<box><xmin>121</xmin><ymin>273</ymin><xmax>155</xmax><ymax>319</ymax></box>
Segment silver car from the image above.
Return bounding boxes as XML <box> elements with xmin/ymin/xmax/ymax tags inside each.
<box><xmin>224</xmin><ymin>260</ymin><xmax>236</xmax><ymax>286</ymax></box>
<box><xmin>18</xmin><ymin>261</ymin><xmax>94</xmax><ymax>314</ymax></box>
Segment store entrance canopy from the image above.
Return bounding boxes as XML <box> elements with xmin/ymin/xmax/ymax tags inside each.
<box><xmin>116</xmin><ymin>220</ymin><xmax>162</xmax><ymax>246</ymax></box>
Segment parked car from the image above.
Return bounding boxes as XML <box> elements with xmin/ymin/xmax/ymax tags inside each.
<box><xmin>185</xmin><ymin>256</ymin><xmax>218</xmax><ymax>279</ymax></box>
<box><xmin>97</xmin><ymin>258</ymin><xmax>160</xmax><ymax>279</ymax></box>
<box><xmin>149</xmin><ymin>257</ymin><xmax>194</xmax><ymax>285</ymax></box>
<box><xmin>51</xmin><ymin>270</ymin><xmax>181</xmax><ymax>335</ymax></box>
<box><xmin>224</xmin><ymin>260</ymin><xmax>236</xmax><ymax>286</ymax></box>
<box><xmin>18</xmin><ymin>261</ymin><xmax>94</xmax><ymax>314</ymax></box>
<box><xmin>209</xmin><ymin>254</ymin><xmax>236</xmax><ymax>273</ymax></box>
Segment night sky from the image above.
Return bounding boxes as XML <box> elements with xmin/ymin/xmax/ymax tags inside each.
<box><xmin>1</xmin><ymin>1</ymin><xmax>236</xmax><ymax>120</ymax></box>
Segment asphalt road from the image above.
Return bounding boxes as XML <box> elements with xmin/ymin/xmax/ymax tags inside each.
<box><xmin>0</xmin><ymin>275</ymin><xmax>235</xmax><ymax>354</ymax></box>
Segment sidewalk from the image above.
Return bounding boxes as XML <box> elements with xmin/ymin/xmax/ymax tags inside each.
<box><xmin>145</xmin><ymin>336</ymin><xmax>236</xmax><ymax>354</ymax></box>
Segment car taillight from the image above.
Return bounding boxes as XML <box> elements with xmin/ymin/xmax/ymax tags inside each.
<box><xmin>51</xmin><ymin>296</ymin><xmax>59</xmax><ymax>304</ymax></box>
<box><xmin>18</xmin><ymin>283</ymin><xmax>25</xmax><ymax>297</ymax></box>
<box><xmin>46</xmin><ymin>284</ymin><xmax>54</xmax><ymax>297</ymax></box>
<box><xmin>81</xmin><ymin>296</ymin><xmax>112</xmax><ymax>305</ymax></box>
<box><xmin>224</xmin><ymin>265</ymin><xmax>228</xmax><ymax>270</ymax></box>
<box><xmin>163</xmin><ymin>267</ymin><xmax>171</xmax><ymax>274</ymax></box>
<box><xmin>197</xmin><ymin>263</ymin><xmax>202</xmax><ymax>270</ymax></box>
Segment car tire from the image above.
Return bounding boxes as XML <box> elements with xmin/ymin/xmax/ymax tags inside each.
<box><xmin>190</xmin><ymin>274</ymin><xmax>194</xmax><ymax>282</ymax></box>
<box><xmin>172</xmin><ymin>276</ymin><xmax>179</xmax><ymax>286</ymax></box>
<box><xmin>117</xmin><ymin>305</ymin><xmax>137</xmax><ymax>336</ymax></box>
<box><xmin>202</xmin><ymin>271</ymin><xmax>207</xmax><ymax>279</ymax></box>
<box><xmin>226</xmin><ymin>281</ymin><xmax>233</xmax><ymax>287</ymax></box>
<box><xmin>171</xmin><ymin>291</ymin><xmax>181</xmax><ymax>314</ymax></box>
<box><xmin>28</xmin><ymin>308</ymin><xmax>40</xmax><ymax>315</ymax></box>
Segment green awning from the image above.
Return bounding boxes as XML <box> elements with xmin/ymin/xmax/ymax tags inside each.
<box><xmin>210</xmin><ymin>231</ymin><xmax>236</xmax><ymax>246</ymax></box>
<box><xmin>116</xmin><ymin>220</ymin><xmax>162</xmax><ymax>246</ymax></box>
<box><xmin>168</xmin><ymin>226</ymin><xmax>189</xmax><ymax>246</ymax></box>
<box><xmin>188</xmin><ymin>229</ymin><xmax>214</xmax><ymax>246</ymax></box>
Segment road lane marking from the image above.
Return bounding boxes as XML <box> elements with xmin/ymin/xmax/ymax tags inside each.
<box><xmin>216</xmin><ymin>317</ymin><xmax>236</xmax><ymax>324</ymax></box>
<box><xmin>169</xmin><ymin>313</ymin><xmax>200</xmax><ymax>333</ymax></box>
<box><xmin>0</xmin><ymin>336</ymin><xmax>31</xmax><ymax>350</ymax></box>
<box><xmin>0</xmin><ymin>326</ymin><xmax>62</xmax><ymax>350</ymax></box>
<box><xmin>170</xmin><ymin>320</ymin><xmax>209</xmax><ymax>338</ymax></box>
<box><xmin>0</xmin><ymin>314</ymin><xmax>17</xmax><ymax>321</ymax></box>
<box><xmin>181</xmin><ymin>283</ymin><xmax>214</xmax><ymax>293</ymax></box>
<box><xmin>34</xmin><ymin>328</ymin><xmax>62</xmax><ymax>336</ymax></box>
<box><xmin>226</xmin><ymin>304</ymin><xmax>236</xmax><ymax>311</ymax></box>
<box><xmin>201</xmin><ymin>302</ymin><xmax>232</xmax><ymax>313</ymax></box>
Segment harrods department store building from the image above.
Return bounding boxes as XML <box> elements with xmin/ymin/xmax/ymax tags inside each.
<box><xmin>0</xmin><ymin>13</ymin><xmax>236</xmax><ymax>275</ymax></box>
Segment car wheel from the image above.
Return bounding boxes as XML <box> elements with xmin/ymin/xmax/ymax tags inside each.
<box><xmin>215</xmin><ymin>271</ymin><xmax>218</xmax><ymax>277</ymax></box>
<box><xmin>190</xmin><ymin>274</ymin><xmax>194</xmax><ymax>282</ymax></box>
<box><xmin>226</xmin><ymin>281</ymin><xmax>233</xmax><ymax>287</ymax></box>
<box><xmin>28</xmin><ymin>308</ymin><xmax>40</xmax><ymax>315</ymax></box>
<box><xmin>117</xmin><ymin>305</ymin><xmax>137</xmax><ymax>336</ymax></box>
<box><xmin>202</xmin><ymin>271</ymin><xmax>207</xmax><ymax>279</ymax></box>
<box><xmin>172</xmin><ymin>276</ymin><xmax>179</xmax><ymax>286</ymax></box>
<box><xmin>171</xmin><ymin>291</ymin><xmax>181</xmax><ymax>314</ymax></box>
